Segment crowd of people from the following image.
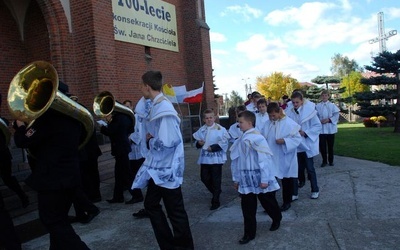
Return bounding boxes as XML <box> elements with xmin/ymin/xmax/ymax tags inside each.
<box><xmin>0</xmin><ymin>72</ymin><xmax>340</xmax><ymax>248</ymax></box>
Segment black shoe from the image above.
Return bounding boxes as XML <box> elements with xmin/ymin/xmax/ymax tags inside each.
<box><xmin>80</xmin><ymin>209</ymin><xmax>100</xmax><ymax>224</ymax></box>
<box><xmin>125</xmin><ymin>197</ymin><xmax>144</xmax><ymax>204</ymax></box>
<box><xmin>210</xmin><ymin>203</ymin><xmax>220</xmax><ymax>210</ymax></box>
<box><xmin>280</xmin><ymin>203</ymin><xmax>291</xmax><ymax>211</ymax></box>
<box><xmin>107</xmin><ymin>198</ymin><xmax>124</xmax><ymax>204</ymax></box>
<box><xmin>329</xmin><ymin>163</ymin><xmax>334</xmax><ymax>166</ymax></box>
<box><xmin>132</xmin><ymin>209</ymin><xmax>149</xmax><ymax>218</ymax></box>
<box><xmin>320</xmin><ymin>163</ymin><xmax>327</xmax><ymax>167</ymax></box>
<box><xmin>270</xmin><ymin>221</ymin><xmax>280</xmax><ymax>231</ymax></box>
<box><xmin>239</xmin><ymin>235</ymin><xmax>254</xmax><ymax>244</ymax></box>
<box><xmin>298</xmin><ymin>181</ymin><xmax>305</xmax><ymax>188</ymax></box>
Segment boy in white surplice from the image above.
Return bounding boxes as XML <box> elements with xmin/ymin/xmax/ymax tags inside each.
<box><xmin>261</xmin><ymin>102</ymin><xmax>301</xmax><ymax>212</ymax></box>
<box><xmin>193</xmin><ymin>109</ymin><xmax>230</xmax><ymax>210</ymax></box>
<box><xmin>230</xmin><ymin>110</ymin><xmax>282</xmax><ymax>245</ymax></box>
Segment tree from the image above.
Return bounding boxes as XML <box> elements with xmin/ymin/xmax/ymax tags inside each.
<box><xmin>255</xmin><ymin>72</ymin><xmax>301</xmax><ymax>101</ymax></box>
<box><xmin>311</xmin><ymin>75</ymin><xmax>341</xmax><ymax>89</ymax></box>
<box><xmin>330</xmin><ymin>53</ymin><xmax>363</xmax><ymax>78</ymax></box>
<box><xmin>354</xmin><ymin>50</ymin><xmax>400</xmax><ymax>133</ymax></box>
<box><xmin>226</xmin><ymin>90</ymin><xmax>244</xmax><ymax>109</ymax></box>
<box><xmin>340</xmin><ymin>71</ymin><xmax>370</xmax><ymax>103</ymax></box>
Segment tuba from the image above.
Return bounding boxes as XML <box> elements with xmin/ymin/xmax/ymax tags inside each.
<box><xmin>93</xmin><ymin>91</ymin><xmax>135</xmax><ymax>124</ymax></box>
<box><xmin>0</xmin><ymin>118</ymin><xmax>11</xmax><ymax>145</ymax></box>
<box><xmin>7</xmin><ymin>61</ymin><xmax>94</xmax><ymax>149</ymax></box>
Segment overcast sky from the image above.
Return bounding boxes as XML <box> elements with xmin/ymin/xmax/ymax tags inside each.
<box><xmin>204</xmin><ymin>0</ymin><xmax>400</xmax><ymax>98</ymax></box>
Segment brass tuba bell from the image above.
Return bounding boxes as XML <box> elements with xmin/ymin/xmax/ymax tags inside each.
<box><xmin>93</xmin><ymin>91</ymin><xmax>135</xmax><ymax>124</ymax></box>
<box><xmin>7</xmin><ymin>61</ymin><xmax>94</xmax><ymax>149</ymax></box>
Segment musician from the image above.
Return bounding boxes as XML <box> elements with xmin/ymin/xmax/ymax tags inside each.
<box><xmin>99</xmin><ymin>101</ymin><xmax>134</xmax><ymax>203</ymax></box>
<box><xmin>0</xmin><ymin>191</ymin><xmax>21</xmax><ymax>250</ymax></box>
<box><xmin>13</xmin><ymin>82</ymin><xmax>90</xmax><ymax>249</ymax></box>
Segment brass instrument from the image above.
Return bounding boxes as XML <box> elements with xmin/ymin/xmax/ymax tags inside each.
<box><xmin>0</xmin><ymin>118</ymin><xmax>11</xmax><ymax>145</ymax></box>
<box><xmin>93</xmin><ymin>91</ymin><xmax>135</xmax><ymax>124</ymax></box>
<box><xmin>7</xmin><ymin>61</ymin><xmax>94</xmax><ymax>149</ymax></box>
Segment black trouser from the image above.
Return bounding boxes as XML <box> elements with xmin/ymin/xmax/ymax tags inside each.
<box><xmin>319</xmin><ymin>134</ymin><xmax>335</xmax><ymax>164</ymax></box>
<box><xmin>0</xmin><ymin>152</ymin><xmax>26</xmax><ymax>201</ymax></box>
<box><xmin>72</xmin><ymin>186</ymin><xmax>99</xmax><ymax>218</ymax></box>
<box><xmin>144</xmin><ymin>179</ymin><xmax>194</xmax><ymax>250</ymax></box>
<box><xmin>113</xmin><ymin>154</ymin><xmax>131</xmax><ymax>200</ymax></box>
<box><xmin>200</xmin><ymin>164</ymin><xmax>222</xmax><ymax>205</ymax></box>
<box><xmin>240</xmin><ymin>191</ymin><xmax>282</xmax><ymax>238</ymax></box>
<box><xmin>0</xmin><ymin>192</ymin><xmax>21</xmax><ymax>250</ymax></box>
<box><xmin>282</xmin><ymin>178</ymin><xmax>294</xmax><ymax>204</ymax></box>
<box><xmin>129</xmin><ymin>158</ymin><xmax>145</xmax><ymax>199</ymax></box>
<box><xmin>38</xmin><ymin>188</ymin><xmax>89</xmax><ymax>250</ymax></box>
<box><xmin>80</xmin><ymin>157</ymin><xmax>101</xmax><ymax>200</ymax></box>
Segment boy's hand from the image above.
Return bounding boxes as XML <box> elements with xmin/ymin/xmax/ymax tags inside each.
<box><xmin>198</xmin><ymin>140</ymin><xmax>205</xmax><ymax>146</ymax></box>
<box><xmin>275</xmin><ymin>138</ymin><xmax>285</xmax><ymax>145</ymax></box>
<box><xmin>233</xmin><ymin>182</ymin><xmax>238</xmax><ymax>190</ymax></box>
<box><xmin>260</xmin><ymin>183</ymin><xmax>269</xmax><ymax>189</ymax></box>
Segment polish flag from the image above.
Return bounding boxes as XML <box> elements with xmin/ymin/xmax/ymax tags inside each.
<box><xmin>183</xmin><ymin>82</ymin><xmax>204</xmax><ymax>103</ymax></box>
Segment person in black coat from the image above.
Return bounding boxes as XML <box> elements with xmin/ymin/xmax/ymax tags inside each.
<box><xmin>100</xmin><ymin>112</ymin><xmax>134</xmax><ymax>203</ymax></box>
<box><xmin>0</xmin><ymin>191</ymin><xmax>21</xmax><ymax>250</ymax></box>
<box><xmin>0</xmin><ymin>117</ymin><xmax>29</xmax><ymax>208</ymax></box>
<box><xmin>13</xmin><ymin>107</ymin><xmax>90</xmax><ymax>249</ymax></box>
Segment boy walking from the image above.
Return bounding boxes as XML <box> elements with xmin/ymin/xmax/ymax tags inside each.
<box><xmin>193</xmin><ymin>109</ymin><xmax>230</xmax><ymax>210</ymax></box>
<box><xmin>230</xmin><ymin>110</ymin><xmax>282</xmax><ymax>245</ymax></box>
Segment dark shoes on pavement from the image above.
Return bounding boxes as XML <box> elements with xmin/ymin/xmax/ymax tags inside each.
<box><xmin>125</xmin><ymin>197</ymin><xmax>144</xmax><ymax>204</ymax></box>
<box><xmin>270</xmin><ymin>220</ymin><xmax>280</xmax><ymax>231</ymax></box>
<box><xmin>132</xmin><ymin>209</ymin><xmax>149</xmax><ymax>218</ymax></box>
<box><xmin>239</xmin><ymin>235</ymin><xmax>255</xmax><ymax>244</ymax></box>
<box><xmin>210</xmin><ymin>203</ymin><xmax>220</xmax><ymax>210</ymax></box>
<box><xmin>280</xmin><ymin>203</ymin><xmax>291</xmax><ymax>211</ymax></box>
<box><xmin>70</xmin><ymin>209</ymin><xmax>100</xmax><ymax>224</ymax></box>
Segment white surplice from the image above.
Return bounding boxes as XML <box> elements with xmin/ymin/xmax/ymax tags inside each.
<box><xmin>228</xmin><ymin>122</ymin><xmax>242</xmax><ymax>143</ymax></box>
<box><xmin>285</xmin><ymin>100</ymin><xmax>322</xmax><ymax>158</ymax></box>
<box><xmin>132</xmin><ymin>93</ymin><xmax>185</xmax><ymax>189</ymax></box>
<box><xmin>230</xmin><ymin>128</ymin><xmax>280</xmax><ymax>194</ymax></box>
<box><xmin>193</xmin><ymin>123</ymin><xmax>230</xmax><ymax>165</ymax></box>
<box><xmin>261</xmin><ymin>116</ymin><xmax>301</xmax><ymax>179</ymax></box>
<box><xmin>128</xmin><ymin>97</ymin><xmax>151</xmax><ymax>160</ymax></box>
<box><xmin>255</xmin><ymin>112</ymin><xmax>269</xmax><ymax>132</ymax></box>
<box><xmin>316</xmin><ymin>101</ymin><xmax>340</xmax><ymax>134</ymax></box>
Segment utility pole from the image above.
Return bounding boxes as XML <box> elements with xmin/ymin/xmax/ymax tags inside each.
<box><xmin>242</xmin><ymin>77</ymin><xmax>250</xmax><ymax>96</ymax></box>
<box><xmin>369</xmin><ymin>12</ymin><xmax>397</xmax><ymax>53</ymax></box>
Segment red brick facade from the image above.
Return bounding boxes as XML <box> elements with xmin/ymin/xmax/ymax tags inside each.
<box><xmin>0</xmin><ymin>0</ymin><xmax>214</xmax><ymax>119</ymax></box>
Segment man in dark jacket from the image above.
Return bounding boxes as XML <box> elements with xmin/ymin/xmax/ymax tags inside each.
<box><xmin>14</xmin><ymin>93</ymin><xmax>90</xmax><ymax>249</ymax></box>
<box><xmin>100</xmin><ymin>112</ymin><xmax>134</xmax><ymax>203</ymax></box>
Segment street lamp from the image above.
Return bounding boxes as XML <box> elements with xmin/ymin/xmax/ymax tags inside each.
<box><xmin>242</xmin><ymin>77</ymin><xmax>250</xmax><ymax>96</ymax></box>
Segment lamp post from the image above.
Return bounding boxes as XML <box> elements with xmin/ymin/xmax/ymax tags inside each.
<box><xmin>242</xmin><ymin>77</ymin><xmax>250</xmax><ymax>96</ymax></box>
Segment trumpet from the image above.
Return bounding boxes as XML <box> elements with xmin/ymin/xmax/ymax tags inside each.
<box><xmin>7</xmin><ymin>61</ymin><xmax>94</xmax><ymax>149</ymax></box>
<box><xmin>93</xmin><ymin>91</ymin><xmax>135</xmax><ymax>124</ymax></box>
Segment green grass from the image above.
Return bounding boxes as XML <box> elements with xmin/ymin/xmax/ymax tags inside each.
<box><xmin>335</xmin><ymin>123</ymin><xmax>400</xmax><ymax>166</ymax></box>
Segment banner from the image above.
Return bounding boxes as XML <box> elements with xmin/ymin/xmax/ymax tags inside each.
<box><xmin>162</xmin><ymin>84</ymin><xmax>178</xmax><ymax>103</ymax></box>
<box><xmin>183</xmin><ymin>83</ymin><xmax>204</xmax><ymax>103</ymax></box>
<box><xmin>112</xmin><ymin>0</ymin><xmax>179</xmax><ymax>52</ymax></box>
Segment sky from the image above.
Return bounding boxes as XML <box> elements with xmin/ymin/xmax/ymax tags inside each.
<box><xmin>204</xmin><ymin>0</ymin><xmax>400</xmax><ymax>99</ymax></box>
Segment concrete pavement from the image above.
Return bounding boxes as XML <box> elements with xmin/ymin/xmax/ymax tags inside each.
<box><xmin>12</xmin><ymin>143</ymin><xmax>400</xmax><ymax>249</ymax></box>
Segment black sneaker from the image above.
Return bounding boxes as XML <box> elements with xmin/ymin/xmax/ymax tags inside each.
<box><xmin>132</xmin><ymin>209</ymin><xmax>149</xmax><ymax>218</ymax></box>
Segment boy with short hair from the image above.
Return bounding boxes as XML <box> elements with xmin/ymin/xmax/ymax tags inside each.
<box><xmin>255</xmin><ymin>98</ymin><xmax>269</xmax><ymax>131</ymax></box>
<box><xmin>228</xmin><ymin>105</ymin><xmax>246</xmax><ymax>143</ymax></box>
<box><xmin>230</xmin><ymin>110</ymin><xmax>282</xmax><ymax>245</ymax></box>
<box><xmin>316</xmin><ymin>90</ymin><xmax>340</xmax><ymax>167</ymax></box>
<box><xmin>261</xmin><ymin>102</ymin><xmax>301</xmax><ymax>211</ymax></box>
<box><xmin>193</xmin><ymin>109</ymin><xmax>230</xmax><ymax>210</ymax></box>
